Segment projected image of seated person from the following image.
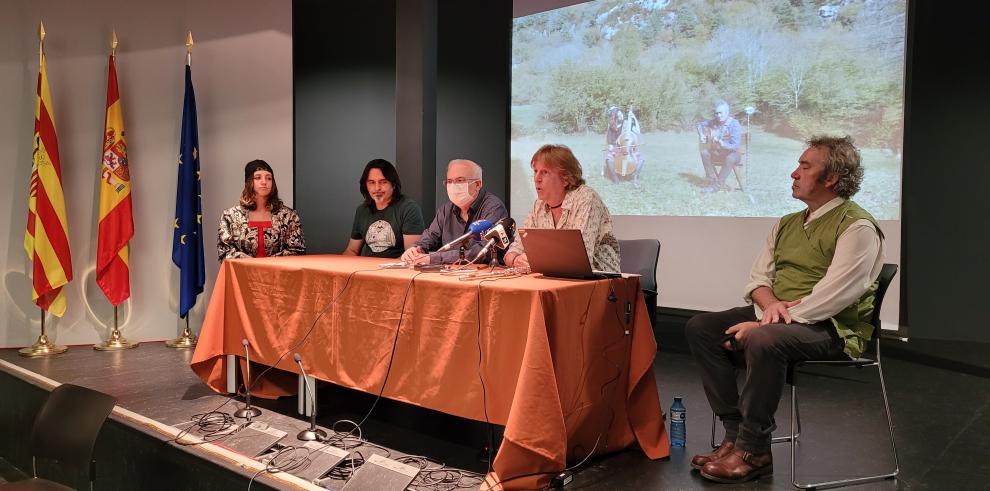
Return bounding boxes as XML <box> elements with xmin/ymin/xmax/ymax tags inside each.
<box><xmin>604</xmin><ymin>105</ymin><xmax>644</xmax><ymax>187</ymax></box>
<box><xmin>342</xmin><ymin>158</ymin><xmax>425</xmax><ymax>259</ymax></box>
<box><xmin>217</xmin><ymin>159</ymin><xmax>306</xmax><ymax>261</ymax></box>
<box><xmin>400</xmin><ymin>159</ymin><xmax>508</xmax><ymax>265</ymax></box>
<box><xmin>697</xmin><ymin>101</ymin><xmax>743</xmax><ymax>193</ymax></box>
<box><xmin>685</xmin><ymin>135</ymin><xmax>885</xmax><ymax>483</ymax></box>
<box><xmin>504</xmin><ymin>144</ymin><xmax>620</xmax><ymax>272</ymax></box>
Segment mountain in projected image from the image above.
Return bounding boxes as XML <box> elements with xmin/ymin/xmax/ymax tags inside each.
<box><xmin>510</xmin><ymin>0</ymin><xmax>905</xmax><ymax>219</ymax></box>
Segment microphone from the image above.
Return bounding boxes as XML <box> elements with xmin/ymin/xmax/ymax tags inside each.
<box><xmin>233</xmin><ymin>339</ymin><xmax>262</xmax><ymax>420</ymax></box>
<box><xmin>437</xmin><ymin>219</ymin><xmax>493</xmax><ymax>252</ymax></box>
<box><xmin>474</xmin><ymin>217</ymin><xmax>516</xmax><ymax>261</ymax></box>
<box><xmin>294</xmin><ymin>353</ymin><xmax>327</xmax><ymax>441</ymax></box>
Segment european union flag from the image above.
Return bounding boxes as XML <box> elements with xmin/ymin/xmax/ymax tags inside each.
<box><xmin>172</xmin><ymin>64</ymin><xmax>205</xmax><ymax>318</ymax></box>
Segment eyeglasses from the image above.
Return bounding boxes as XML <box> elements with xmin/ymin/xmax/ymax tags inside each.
<box><xmin>442</xmin><ymin>178</ymin><xmax>479</xmax><ymax>185</ymax></box>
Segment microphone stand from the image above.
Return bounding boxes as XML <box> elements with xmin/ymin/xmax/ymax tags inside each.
<box><xmin>487</xmin><ymin>245</ymin><xmax>498</xmax><ymax>272</ymax></box>
<box><xmin>295</xmin><ymin>354</ymin><xmax>327</xmax><ymax>441</ymax></box>
<box><xmin>233</xmin><ymin>340</ymin><xmax>262</xmax><ymax>420</ymax></box>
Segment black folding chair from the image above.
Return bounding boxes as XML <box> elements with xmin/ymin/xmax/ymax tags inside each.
<box><xmin>1</xmin><ymin>383</ymin><xmax>117</xmax><ymax>491</ymax></box>
<box><xmin>617</xmin><ymin>239</ymin><xmax>661</xmax><ymax>333</ymax></box>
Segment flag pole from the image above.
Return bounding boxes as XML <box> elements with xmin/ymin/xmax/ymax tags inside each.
<box><xmin>20</xmin><ymin>308</ymin><xmax>68</xmax><ymax>357</ymax></box>
<box><xmin>168</xmin><ymin>30</ymin><xmax>199</xmax><ymax>349</ymax></box>
<box><xmin>20</xmin><ymin>23</ymin><xmax>68</xmax><ymax>358</ymax></box>
<box><xmin>94</xmin><ymin>30</ymin><xmax>138</xmax><ymax>352</ymax></box>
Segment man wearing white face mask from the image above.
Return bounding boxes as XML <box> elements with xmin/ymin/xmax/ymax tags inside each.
<box><xmin>401</xmin><ymin>159</ymin><xmax>508</xmax><ymax>265</ymax></box>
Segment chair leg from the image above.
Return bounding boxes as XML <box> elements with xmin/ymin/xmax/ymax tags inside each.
<box><xmin>791</xmin><ymin>364</ymin><xmax>899</xmax><ymax>489</ymax></box>
<box><xmin>711</xmin><ymin>412</ymin><xmax>719</xmax><ymax>448</ymax></box>
<box><xmin>877</xmin><ymin>360</ymin><xmax>901</xmax><ymax>476</ymax></box>
<box><xmin>774</xmin><ymin>382</ymin><xmax>797</xmax><ymax>444</ymax></box>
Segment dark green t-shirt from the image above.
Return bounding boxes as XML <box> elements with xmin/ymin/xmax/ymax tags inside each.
<box><xmin>350</xmin><ymin>196</ymin><xmax>426</xmax><ymax>258</ymax></box>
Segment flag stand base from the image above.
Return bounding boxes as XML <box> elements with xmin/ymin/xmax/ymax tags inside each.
<box><xmin>165</xmin><ymin>333</ymin><xmax>198</xmax><ymax>349</ymax></box>
<box><xmin>19</xmin><ymin>334</ymin><xmax>68</xmax><ymax>357</ymax></box>
<box><xmin>94</xmin><ymin>328</ymin><xmax>139</xmax><ymax>351</ymax></box>
<box><xmin>95</xmin><ymin>306</ymin><xmax>139</xmax><ymax>351</ymax></box>
<box><xmin>166</xmin><ymin>325</ymin><xmax>198</xmax><ymax>349</ymax></box>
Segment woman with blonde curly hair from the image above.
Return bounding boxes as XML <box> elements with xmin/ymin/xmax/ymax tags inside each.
<box><xmin>504</xmin><ymin>144</ymin><xmax>620</xmax><ymax>271</ymax></box>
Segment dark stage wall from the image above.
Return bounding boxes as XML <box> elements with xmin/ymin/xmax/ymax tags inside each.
<box><xmin>293</xmin><ymin>0</ymin><xmax>398</xmax><ymax>255</ymax></box>
<box><xmin>293</xmin><ymin>0</ymin><xmax>990</xmax><ymax>351</ymax></box>
<box><xmin>900</xmin><ymin>0</ymin><xmax>990</xmax><ymax>343</ymax></box>
<box><xmin>293</xmin><ymin>0</ymin><xmax>510</xmax><ymax>255</ymax></box>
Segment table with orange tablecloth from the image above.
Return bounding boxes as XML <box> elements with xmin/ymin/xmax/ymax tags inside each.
<box><xmin>190</xmin><ymin>255</ymin><xmax>669</xmax><ymax>489</ymax></box>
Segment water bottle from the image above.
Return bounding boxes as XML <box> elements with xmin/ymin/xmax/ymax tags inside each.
<box><xmin>670</xmin><ymin>397</ymin><xmax>686</xmax><ymax>447</ymax></box>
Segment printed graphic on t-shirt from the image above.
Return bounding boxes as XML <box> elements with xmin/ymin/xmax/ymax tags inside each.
<box><xmin>365</xmin><ymin>220</ymin><xmax>396</xmax><ymax>253</ymax></box>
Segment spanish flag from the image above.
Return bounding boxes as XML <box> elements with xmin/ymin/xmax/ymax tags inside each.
<box><xmin>96</xmin><ymin>51</ymin><xmax>134</xmax><ymax>306</ymax></box>
<box><xmin>24</xmin><ymin>41</ymin><xmax>72</xmax><ymax>317</ymax></box>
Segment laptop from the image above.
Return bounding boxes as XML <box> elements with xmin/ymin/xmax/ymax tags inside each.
<box><xmin>518</xmin><ymin>228</ymin><xmax>622</xmax><ymax>279</ymax></box>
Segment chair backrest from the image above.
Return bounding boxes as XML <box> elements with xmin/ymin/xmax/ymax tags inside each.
<box><xmin>869</xmin><ymin>264</ymin><xmax>898</xmax><ymax>333</ymax></box>
<box><xmin>617</xmin><ymin>239</ymin><xmax>660</xmax><ymax>293</ymax></box>
<box><xmin>31</xmin><ymin>383</ymin><xmax>116</xmax><ymax>479</ymax></box>
<box><xmin>862</xmin><ymin>263</ymin><xmax>898</xmax><ymax>357</ymax></box>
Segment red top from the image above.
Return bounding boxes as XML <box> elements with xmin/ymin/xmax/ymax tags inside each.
<box><xmin>247</xmin><ymin>221</ymin><xmax>272</xmax><ymax>257</ymax></box>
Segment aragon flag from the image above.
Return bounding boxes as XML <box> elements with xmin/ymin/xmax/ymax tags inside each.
<box><xmin>96</xmin><ymin>53</ymin><xmax>134</xmax><ymax>306</ymax></box>
<box><xmin>24</xmin><ymin>47</ymin><xmax>72</xmax><ymax>317</ymax></box>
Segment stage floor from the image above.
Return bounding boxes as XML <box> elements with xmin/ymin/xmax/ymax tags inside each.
<box><xmin>2</xmin><ymin>342</ymin><xmax>988</xmax><ymax>489</ymax></box>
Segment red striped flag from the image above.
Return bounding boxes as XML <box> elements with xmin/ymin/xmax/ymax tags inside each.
<box><xmin>24</xmin><ymin>47</ymin><xmax>72</xmax><ymax>316</ymax></box>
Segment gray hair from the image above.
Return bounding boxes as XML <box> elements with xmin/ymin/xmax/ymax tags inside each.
<box><xmin>807</xmin><ymin>135</ymin><xmax>864</xmax><ymax>199</ymax></box>
<box><xmin>448</xmin><ymin>159</ymin><xmax>483</xmax><ymax>180</ymax></box>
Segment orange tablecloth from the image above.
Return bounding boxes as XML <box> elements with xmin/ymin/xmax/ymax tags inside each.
<box><xmin>190</xmin><ymin>255</ymin><xmax>668</xmax><ymax>489</ymax></box>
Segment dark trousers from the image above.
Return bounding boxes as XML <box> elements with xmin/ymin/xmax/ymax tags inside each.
<box><xmin>700</xmin><ymin>148</ymin><xmax>741</xmax><ymax>186</ymax></box>
<box><xmin>685</xmin><ymin>306</ymin><xmax>847</xmax><ymax>454</ymax></box>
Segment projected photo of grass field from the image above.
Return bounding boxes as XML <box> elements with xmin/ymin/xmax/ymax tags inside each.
<box><xmin>511</xmin><ymin>0</ymin><xmax>905</xmax><ymax>219</ymax></box>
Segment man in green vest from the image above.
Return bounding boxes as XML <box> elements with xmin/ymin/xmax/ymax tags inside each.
<box><xmin>686</xmin><ymin>135</ymin><xmax>885</xmax><ymax>483</ymax></box>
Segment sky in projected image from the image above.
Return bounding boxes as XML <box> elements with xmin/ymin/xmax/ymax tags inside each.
<box><xmin>510</xmin><ymin>0</ymin><xmax>905</xmax><ymax>219</ymax></box>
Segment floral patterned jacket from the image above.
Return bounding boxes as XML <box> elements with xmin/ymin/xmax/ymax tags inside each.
<box><xmin>217</xmin><ymin>205</ymin><xmax>306</xmax><ymax>261</ymax></box>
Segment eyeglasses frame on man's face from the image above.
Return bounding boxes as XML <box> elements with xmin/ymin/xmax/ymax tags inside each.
<box><xmin>442</xmin><ymin>177</ymin><xmax>480</xmax><ymax>186</ymax></box>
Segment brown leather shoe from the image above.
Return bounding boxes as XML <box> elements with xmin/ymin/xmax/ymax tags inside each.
<box><xmin>690</xmin><ymin>440</ymin><xmax>735</xmax><ymax>470</ymax></box>
<box><xmin>700</xmin><ymin>448</ymin><xmax>773</xmax><ymax>483</ymax></box>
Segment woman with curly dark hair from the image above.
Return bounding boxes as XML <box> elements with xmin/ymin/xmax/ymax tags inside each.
<box><xmin>217</xmin><ymin>159</ymin><xmax>306</xmax><ymax>260</ymax></box>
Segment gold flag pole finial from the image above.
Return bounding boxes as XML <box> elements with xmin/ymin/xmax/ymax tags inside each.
<box><xmin>38</xmin><ymin>21</ymin><xmax>45</xmax><ymax>66</ymax></box>
<box><xmin>185</xmin><ymin>31</ymin><xmax>193</xmax><ymax>66</ymax></box>
<box><xmin>111</xmin><ymin>30</ymin><xmax>118</xmax><ymax>57</ymax></box>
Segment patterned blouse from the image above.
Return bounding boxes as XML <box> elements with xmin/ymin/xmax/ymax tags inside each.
<box><xmin>507</xmin><ymin>184</ymin><xmax>621</xmax><ymax>272</ymax></box>
<box><xmin>217</xmin><ymin>205</ymin><xmax>306</xmax><ymax>261</ymax></box>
